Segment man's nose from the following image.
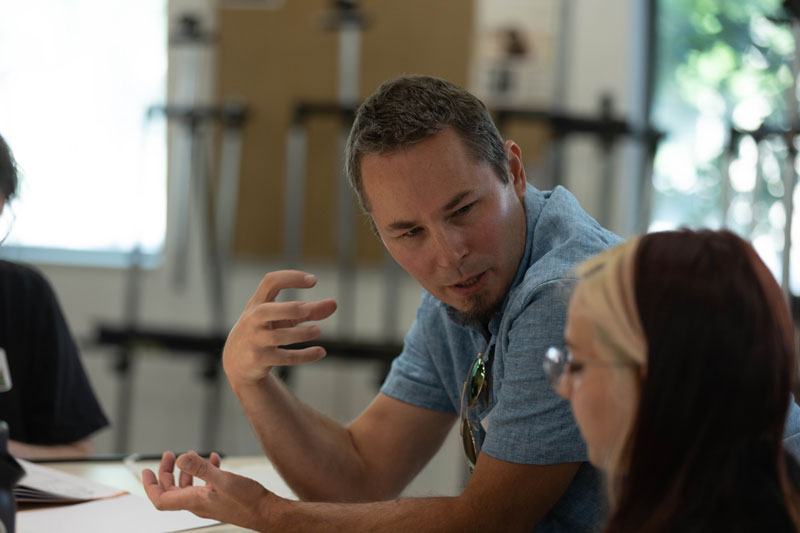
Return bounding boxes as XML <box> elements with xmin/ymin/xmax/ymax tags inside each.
<box><xmin>430</xmin><ymin>228</ymin><xmax>468</xmax><ymax>269</ymax></box>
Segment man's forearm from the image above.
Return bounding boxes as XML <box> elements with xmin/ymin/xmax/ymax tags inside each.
<box><xmin>231</xmin><ymin>373</ymin><xmax>375</xmax><ymax>501</ymax></box>
<box><xmin>262</xmin><ymin>495</ymin><xmax>502</xmax><ymax>533</ymax></box>
<box><xmin>144</xmin><ymin>446</ymin><xmax>574</xmax><ymax>532</ymax></box>
<box><xmin>256</xmin><ymin>464</ymin><xmax>566</xmax><ymax>533</ymax></box>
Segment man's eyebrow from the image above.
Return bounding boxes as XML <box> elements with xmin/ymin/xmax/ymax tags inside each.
<box><xmin>442</xmin><ymin>190</ymin><xmax>472</xmax><ymax>212</ymax></box>
<box><xmin>385</xmin><ymin>190</ymin><xmax>474</xmax><ymax>232</ymax></box>
<box><xmin>387</xmin><ymin>219</ymin><xmax>418</xmax><ymax>231</ymax></box>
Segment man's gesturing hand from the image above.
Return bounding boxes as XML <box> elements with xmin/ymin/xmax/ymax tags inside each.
<box><xmin>223</xmin><ymin>270</ymin><xmax>337</xmax><ymax>387</ymax></box>
<box><xmin>143</xmin><ymin>451</ymin><xmax>280</xmax><ymax>530</ymax></box>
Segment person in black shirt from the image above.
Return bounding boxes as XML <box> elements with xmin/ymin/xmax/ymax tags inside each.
<box><xmin>0</xmin><ymin>133</ymin><xmax>108</xmax><ymax>459</ymax></box>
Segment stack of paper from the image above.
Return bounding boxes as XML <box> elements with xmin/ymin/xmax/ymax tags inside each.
<box><xmin>15</xmin><ymin>459</ymin><xmax>220</xmax><ymax>532</ymax></box>
<box><xmin>15</xmin><ymin>459</ymin><xmax>126</xmax><ymax>503</ymax></box>
<box><xmin>17</xmin><ymin>494</ymin><xmax>220</xmax><ymax>533</ymax></box>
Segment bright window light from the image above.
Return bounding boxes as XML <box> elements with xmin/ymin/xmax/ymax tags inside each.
<box><xmin>0</xmin><ymin>1</ymin><xmax>167</xmax><ymax>262</ymax></box>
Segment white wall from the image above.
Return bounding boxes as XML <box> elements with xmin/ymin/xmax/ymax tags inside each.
<box><xmin>560</xmin><ymin>0</ymin><xmax>637</xmax><ymax>234</ymax></box>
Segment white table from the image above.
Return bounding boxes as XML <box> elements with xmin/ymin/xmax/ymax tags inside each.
<box><xmin>16</xmin><ymin>455</ymin><xmax>295</xmax><ymax>533</ymax></box>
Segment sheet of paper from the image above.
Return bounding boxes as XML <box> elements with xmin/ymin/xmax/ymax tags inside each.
<box><xmin>17</xmin><ymin>493</ymin><xmax>219</xmax><ymax>533</ymax></box>
<box><xmin>16</xmin><ymin>459</ymin><xmax>126</xmax><ymax>503</ymax></box>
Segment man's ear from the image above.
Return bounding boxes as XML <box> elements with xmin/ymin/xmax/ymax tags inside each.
<box><xmin>505</xmin><ymin>140</ymin><xmax>527</xmax><ymax>197</ymax></box>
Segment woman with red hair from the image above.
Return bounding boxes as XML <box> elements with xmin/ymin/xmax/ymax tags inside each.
<box><xmin>547</xmin><ymin>229</ymin><xmax>800</xmax><ymax>531</ymax></box>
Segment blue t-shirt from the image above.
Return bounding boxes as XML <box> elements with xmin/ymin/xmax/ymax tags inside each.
<box><xmin>381</xmin><ymin>184</ymin><xmax>620</xmax><ymax>532</ymax></box>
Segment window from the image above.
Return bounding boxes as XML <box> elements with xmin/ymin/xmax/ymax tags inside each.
<box><xmin>0</xmin><ymin>1</ymin><xmax>167</xmax><ymax>266</ymax></box>
<box><xmin>652</xmin><ymin>0</ymin><xmax>798</xmax><ymax>289</ymax></box>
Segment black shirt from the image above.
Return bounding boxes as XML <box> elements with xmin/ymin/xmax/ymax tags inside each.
<box><xmin>0</xmin><ymin>260</ymin><xmax>108</xmax><ymax>444</ymax></box>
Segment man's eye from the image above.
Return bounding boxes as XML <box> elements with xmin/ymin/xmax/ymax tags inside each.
<box><xmin>402</xmin><ymin>227</ymin><xmax>422</xmax><ymax>238</ymax></box>
<box><xmin>453</xmin><ymin>203</ymin><xmax>474</xmax><ymax>216</ymax></box>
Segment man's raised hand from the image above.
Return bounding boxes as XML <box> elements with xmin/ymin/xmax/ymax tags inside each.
<box><xmin>222</xmin><ymin>271</ymin><xmax>337</xmax><ymax>387</ymax></box>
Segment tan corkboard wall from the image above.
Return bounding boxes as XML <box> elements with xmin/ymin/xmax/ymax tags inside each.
<box><xmin>217</xmin><ymin>1</ymin><xmax>474</xmax><ymax>262</ymax></box>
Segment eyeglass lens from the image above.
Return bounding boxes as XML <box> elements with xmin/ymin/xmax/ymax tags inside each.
<box><xmin>544</xmin><ymin>346</ymin><xmax>567</xmax><ymax>386</ymax></box>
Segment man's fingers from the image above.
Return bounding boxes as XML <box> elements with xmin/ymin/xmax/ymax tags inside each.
<box><xmin>158</xmin><ymin>451</ymin><xmax>177</xmax><ymax>490</ymax></box>
<box><xmin>144</xmin><ymin>481</ymin><xmax>210</xmax><ymax>513</ymax></box>
<box><xmin>142</xmin><ymin>468</ymin><xmax>160</xmax><ymax>493</ymax></box>
<box><xmin>143</xmin><ymin>453</ymin><xmax>225</xmax><ymax>514</ymax></box>
<box><xmin>143</xmin><ymin>469</ymin><xmax>165</xmax><ymax>506</ymax></box>
<box><xmin>260</xmin><ymin>324</ymin><xmax>323</xmax><ymax>347</ymax></box>
<box><xmin>178</xmin><ymin>451</ymin><xmax>220</xmax><ymax>487</ymax></box>
<box><xmin>252</xmin><ymin>299</ymin><xmax>337</xmax><ymax>327</ymax></box>
<box><xmin>306</xmin><ymin>298</ymin><xmax>337</xmax><ymax>321</ymax></box>
<box><xmin>210</xmin><ymin>452</ymin><xmax>221</xmax><ymax>468</ymax></box>
<box><xmin>179</xmin><ymin>466</ymin><xmax>194</xmax><ymax>488</ymax></box>
<box><xmin>250</xmin><ymin>270</ymin><xmax>317</xmax><ymax>305</ymax></box>
<box><xmin>273</xmin><ymin>346</ymin><xmax>327</xmax><ymax>366</ymax></box>
<box><xmin>253</xmin><ymin>301</ymin><xmax>312</xmax><ymax>324</ymax></box>
<box><xmin>176</xmin><ymin>451</ymin><xmax>224</xmax><ymax>487</ymax></box>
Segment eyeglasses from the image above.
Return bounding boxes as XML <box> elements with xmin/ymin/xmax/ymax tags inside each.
<box><xmin>0</xmin><ymin>204</ymin><xmax>15</xmax><ymax>246</ymax></box>
<box><xmin>543</xmin><ymin>346</ymin><xmax>639</xmax><ymax>391</ymax></box>
<box><xmin>460</xmin><ymin>351</ymin><xmax>490</xmax><ymax>473</ymax></box>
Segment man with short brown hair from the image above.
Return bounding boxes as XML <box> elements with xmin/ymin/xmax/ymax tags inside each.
<box><xmin>145</xmin><ymin>75</ymin><xmax>619</xmax><ymax>531</ymax></box>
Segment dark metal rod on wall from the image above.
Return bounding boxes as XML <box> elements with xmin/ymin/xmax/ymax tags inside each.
<box><xmin>630</xmin><ymin>0</ymin><xmax>658</xmax><ymax>234</ymax></box>
<box><xmin>96</xmin><ymin>324</ymin><xmax>402</xmax><ymax>363</ymax></box>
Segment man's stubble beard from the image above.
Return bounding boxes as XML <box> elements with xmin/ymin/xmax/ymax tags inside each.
<box><xmin>463</xmin><ymin>292</ymin><xmax>501</xmax><ymax>326</ymax></box>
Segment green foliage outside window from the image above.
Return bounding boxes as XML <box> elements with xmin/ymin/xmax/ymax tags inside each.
<box><xmin>653</xmin><ymin>0</ymin><xmax>798</xmax><ymax>286</ymax></box>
